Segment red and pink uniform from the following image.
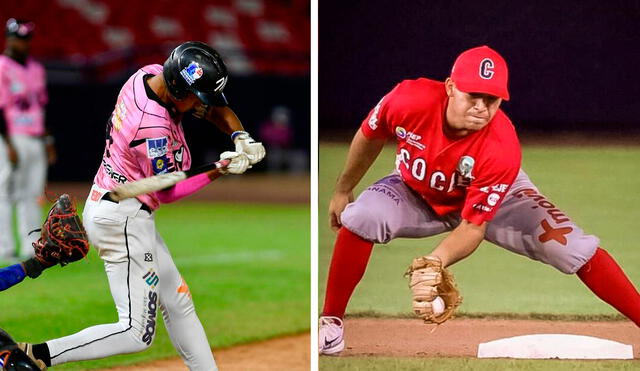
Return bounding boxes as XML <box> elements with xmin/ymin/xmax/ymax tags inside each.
<box><xmin>361</xmin><ymin>78</ymin><xmax>521</xmax><ymax>225</ymax></box>
<box><xmin>0</xmin><ymin>56</ymin><xmax>47</xmax><ymax>136</ymax></box>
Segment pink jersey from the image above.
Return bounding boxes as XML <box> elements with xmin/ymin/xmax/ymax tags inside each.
<box><xmin>361</xmin><ymin>78</ymin><xmax>521</xmax><ymax>225</ymax></box>
<box><xmin>0</xmin><ymin>56</ymin><xmax>47</xmax><ymax>136</ymax></box>
<box><xmin>94</xmin><ymin>64</ymin><xmax>191</xmax><ymax>210</ymax></box>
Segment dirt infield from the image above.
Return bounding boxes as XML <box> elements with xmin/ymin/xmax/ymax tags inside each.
<box><xmin>101</xmin><ymin>333</ymin><xmax>309</xmax><ymax>370</ymax></box>
<box><xmin>339</xmin><ymin>318</ymin><xmax>640</xmax><ymax>358</ymax></box>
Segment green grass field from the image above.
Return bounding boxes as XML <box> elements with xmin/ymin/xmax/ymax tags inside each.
<box><xmin>319</xmin><ymin>143</ymin><xmax>640</xmax><ymax>369</ymax></box>
<box><xmin>2</xmin><ymin>202</ymin><xmax>309</xmax><ymax>369</ymax></box>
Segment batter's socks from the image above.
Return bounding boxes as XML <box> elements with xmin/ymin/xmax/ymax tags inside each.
<box><xmin>32</xmin><ymin>342</ymin><xmax>51</xmax><ymax>367</ymax></box>
<box><xmin>322</xmin><ymin>227</ymin><xmax>374</xmax><ymax>319</ymax></box>
<box><xmin>577</xmin><ymin>247</ymin><xmax>640</xmax><ymax>327</ymax></box>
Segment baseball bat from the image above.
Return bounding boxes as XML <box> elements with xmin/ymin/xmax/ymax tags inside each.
<box><xmin>109</xmin><ymin>158</ymin><xmax>231</xmax><ymax>201</ymax></box>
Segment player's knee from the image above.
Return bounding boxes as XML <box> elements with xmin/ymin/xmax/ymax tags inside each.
<box><xmin>341</xmin><ymin>204</ymin><xmax>394</xmax><ymax>243</ymax></box>
<box><xmin>548</xmin><ymin>239</ymin><xmax>599</xmax><ymax>274</ymax></box>
<box><xmin>161</xmin><ymin>295</ymin><xmax>196</xmax><ymax>318</ymax></box>
<box><xmin>127</xmin><ymin>317</ymin><xmax>157</xmax><ymax>351</ymax></box>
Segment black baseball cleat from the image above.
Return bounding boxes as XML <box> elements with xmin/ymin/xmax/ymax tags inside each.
<box><xmin>17</xmin><ymin>343</ymin><xmax>47</xmax><ymax>370</ymax></box>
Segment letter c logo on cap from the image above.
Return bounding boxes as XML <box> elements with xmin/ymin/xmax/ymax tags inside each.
<box><xmin>479</xmin><ymin>58</ymin><xmax>495</xmax><ymax>79</ymax></box>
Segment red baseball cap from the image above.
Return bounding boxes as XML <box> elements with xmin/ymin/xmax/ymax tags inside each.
<box><xmin>450</xmin><ymin>45</ymin><xmax>509</xmax><ymax>101</ymax></box>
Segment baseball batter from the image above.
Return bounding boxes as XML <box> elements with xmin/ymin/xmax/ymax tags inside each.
<box><xmin>319</xmin><ymin>45</ymin><xmax>640</xmax><ymax>355</ymax></box>
<box><xmin>0</xmin><ymin>18</ymin><xmax>56</xmax><ymax>260</ymax></box>
<box><xmin>19</xmin><ymin>42</ymin><xmax>265</xmax><ymax>370</ymax></box>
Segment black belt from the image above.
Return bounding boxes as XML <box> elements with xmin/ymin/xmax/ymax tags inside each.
<box><xmin>102</xmin><ymin>192</ymin><xmax>152</xmax><ymax>213</ymax></box>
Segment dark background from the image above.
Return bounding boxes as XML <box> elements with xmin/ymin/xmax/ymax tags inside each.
<box><xmin>47</xmin><ymin>75</ymin><xmax>310</xmax><ymax>181</ymax></box>
<box><xmin>319</xmin><ymin>1</ymin><xmax>640</xmax><ymax>138</ymax></box>
<box><xmin>1</xmin><ymin>0</ymin><xmax>310</xmax><ymax>181</ymax></box>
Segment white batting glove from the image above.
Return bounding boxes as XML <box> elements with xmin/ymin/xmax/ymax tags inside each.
<box><xmin>232</xmin><ymin>131</ymin><xmax>266</xmax><ymax>165</ymax></box>
<box><xmin>220</xmin><ymin>151</ymin><xmax>250</xmax><ymax>175</ymax></box>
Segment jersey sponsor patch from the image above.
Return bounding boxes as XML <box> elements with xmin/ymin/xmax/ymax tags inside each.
<box><xmin>455</xmin><ymin>155</ymin><xmax>475</xmax><ymax>187</ymax></box>
<box><xmin>146</xmin><ymin>137</ymin><xmax>169</xmax><ymax>158</ymax></box>
<box><xmin>180</xmin><ymin>61</ymin><xmax>204</xmax><ymax>86</ymax></box>
<box><xmin>151</xmin><ymin>155</ymin><xmax>169</xmax><ymax>174</ymax></box>
<box><xmin>102</xmin><ymin>158</ymin><xmax>128</xmax><ymax>184</ymax></box>
<box><xmin>487</xmin><ymin>192</ymin><xmax>501</xmax><ymax>206</ymax></box>
<box><xmin>113</xmin><ymin>99</ymin><xmax>127</xmax><ymax>131</ymax></box>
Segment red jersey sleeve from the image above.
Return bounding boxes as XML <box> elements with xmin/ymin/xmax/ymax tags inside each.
<box><xmin>461</xmin><ymin>140</ymin><xmax>521</xmax><ymax>225</ymax></box>
<box><xmin>360</xmin><ymin>86</ymin><xmax>398</xmax><ymax>140</ymax></box>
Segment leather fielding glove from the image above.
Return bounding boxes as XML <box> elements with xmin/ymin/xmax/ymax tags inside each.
<box><xmin>31</xmin><ymin>194</ymin><xmax>89</xmax><ymax>270</ymax></box>
<box><xmin>405</xmin><ymin>255</ymin><xmax>463</xmax><ymax>324</ymax></box>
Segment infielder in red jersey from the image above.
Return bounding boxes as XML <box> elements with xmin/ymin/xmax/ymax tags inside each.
<box><xmin>319</xmin><ymin>45</ymin><xmax>640</xmax><ymax>355</ymax></box>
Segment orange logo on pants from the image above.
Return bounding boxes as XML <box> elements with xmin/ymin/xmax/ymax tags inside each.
<box><xmin>539</xmin><ymin>219</ymin><xmax>573</xmax><ymax>246</ymax></box>
<box><xmin>177</xmin><ymin>277</ymin><xmax>191</xmax><ymax>298</ymax></box>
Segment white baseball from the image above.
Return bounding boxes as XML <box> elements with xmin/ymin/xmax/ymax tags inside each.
<box><xmin>431</xmin><ymin>296</ymin><xmax>445</xmax><ymax>315</ymax></box>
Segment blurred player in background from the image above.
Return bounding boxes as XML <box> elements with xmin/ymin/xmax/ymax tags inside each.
<box><xmin>259</xmin><ymin>105</ymin><xmax>306</xmax><ymax>173</ymax></box>
<box><xmin>18</xmin><ymin>41</ymin><xmax>264</xmax><ymax>371</ymax></box>
<box><xmin>0</xmin><ymin>18</ymin><xmax>56</xmax><ymax>260</ymax></box>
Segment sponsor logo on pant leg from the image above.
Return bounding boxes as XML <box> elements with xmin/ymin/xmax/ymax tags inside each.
<box><xmin>177</xmin><ymin>277</ymin><xmax>192</xmax><ymax>298</ymax></box>
<box><xmin>367</xmin><ymin>176</ymin><xmax>402</xmax><ymax>206</ymax></box>
<box><xmin>142</xmin><ymin>268</ymin><xmax>159</xmax><ymax>288</ymax></box>
<box><xmin>538</xmin><ymin>219</ymin><xmax>573</xmax><ymax>246</ymax></box>
<box><xmin>91</xmin><ymin>190</ymin><xmax>103</xmax><ymax>201</ymax></box>
<box><xmin>512</xmin><ymin>188</ymin><xmax>574</xmax><ymax>246</ymax></box>
<box><xmin>142</xmin><ymin>291</ymin><xmax>158</xmax><ymax>345</ymax></box>
<box><xmin>365</xmin><ymin>184</ymin><xmax>401</xmax><ymax>206</ymax></box>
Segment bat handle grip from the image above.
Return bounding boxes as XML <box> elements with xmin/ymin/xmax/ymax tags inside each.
<box><xmin>216</xmin><ymin>158</ymin><xmax>231</xmax><ymax>169</ymax></box>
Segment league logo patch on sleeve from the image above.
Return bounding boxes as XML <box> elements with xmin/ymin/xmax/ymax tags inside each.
<box><xmin>146</xmin><ymin>137</ymin><xmax>169</xmax><ymax>159</ymax></box>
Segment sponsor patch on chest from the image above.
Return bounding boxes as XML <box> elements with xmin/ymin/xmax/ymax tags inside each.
<box><xmin>395</xmin><ymin>126</ymin><xmax>425</xmax><ymax>150</ymax></box>
<box><xmin>146</xmin><ymin>137</ymin><xmax>169</xmax><ymax>158</ymax></box>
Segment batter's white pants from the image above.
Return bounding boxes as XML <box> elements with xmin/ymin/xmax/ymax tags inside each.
<box><xmin>10</xmin><ymin>135</ymin><xmax>47</xmax><ymax>257</ymax></box>
<box><xmin>46</xmin><ymin>185</ymin><xmax>218</xmax><ymax>370</ymax></box>
<box><xmin>0</xmin><ymin>136</ymin><xmax>15</xmax><ymax>258</ymax></box>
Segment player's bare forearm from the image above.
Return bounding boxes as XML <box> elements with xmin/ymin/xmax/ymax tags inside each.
<box><xmin>329</xmin><ymin>129</ymin><xmax>386</xmax><ymax>231</ymax></box>
<box><xmin>335</xmin><ymin>129</ymin><xmax>386</xmax><ymax>194</ymax></box>
<box><xmin>430</xmin><ymin>220</ymin><xmax>486</xmax><ymax>267</ymax></box>
<box><xmin>205</xmin><ymin>106</ymin><xmax>244</xmax><ymax>135</ymax></box>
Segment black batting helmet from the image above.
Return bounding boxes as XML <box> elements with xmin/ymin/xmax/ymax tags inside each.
<box><xmin>162</xmin><ymin>41</ymin><xmax>228</xmax><ymax>106</ymax></box>
<box><xmin>5</xmin><ymin>19</ymin><xmax>35</xmax><ymax>39</ymax></box>
<box><xmin>0</xmin><ymin>328</ymin><xmax>42</xmax><ymax>370</ymax></box>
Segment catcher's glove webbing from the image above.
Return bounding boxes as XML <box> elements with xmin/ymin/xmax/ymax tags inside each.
<box><xmin>405</xmin><ymin>255</ymin><xmax>462</xmax><ymax>324</ymax></box>
<box><xmin>30</xmin><ymin>194</ymin><xmax>89</xmax><ymax>271</ymax></box>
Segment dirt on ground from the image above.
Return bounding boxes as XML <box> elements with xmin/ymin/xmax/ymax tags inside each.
<box><xmin>102</xmin><ymin>333</ymin><xmax>309</xmax><ymax>370</ymax></box>
<box><xmin>339</xmin><ymin>317</ymin><xmax>640</xmax><ymax>358</ymax></box>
